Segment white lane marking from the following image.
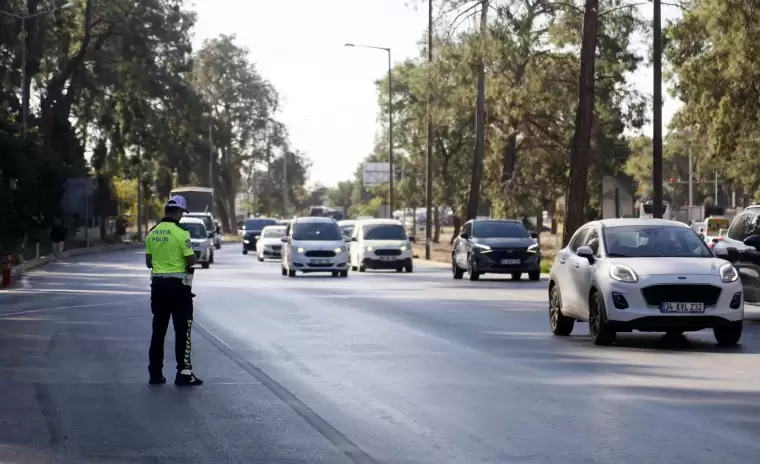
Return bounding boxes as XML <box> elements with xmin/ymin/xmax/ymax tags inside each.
<box><xmin>0</xmin><ymin>288</ymin><xmax>149</xmax><ymax>295</ymax></box>
<box><xmin>0</xmin><ymin>299</ymin><xmax>145</xmax><ymax>317</ymax></box>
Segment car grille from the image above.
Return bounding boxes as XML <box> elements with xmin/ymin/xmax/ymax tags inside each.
<box><xmin>487</xmin><ymin>248</ymin><xmax>530</xmax><ymax>262</ymax></box>
<box><xmin>641</xmin><ymin>284</ymin><xmax>722</xmax><ymax>307</ymax></box>
<box><xmin>271</xmin><ymin>245</ymin><xmax>282</xmax><ymax>252</ymax></box>
<box><xmin>194</xmin><ymin>250</ymin><xmax>201</xmax><ymax>258</ymax></box>
<box><xmin>375</xmin><ymin>249</ymin><xmax>402</xmax><ymax>256</ymax></box>
<box><xmin>304</xmin><ymin>250</ymin><xmax>336</xmax><ymax>258</ymax></box>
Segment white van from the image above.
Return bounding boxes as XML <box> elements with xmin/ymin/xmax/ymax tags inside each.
<box><xmin>350</xmin><ymin>219</ymin><xmax>414</xmax><ymax>273</ymax></box>
<box><xmin>281</xmin><ymin>217</ymin><xmax>348</xmax><ymax>277</ymax></box>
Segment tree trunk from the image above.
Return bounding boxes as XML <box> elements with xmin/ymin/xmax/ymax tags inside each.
<box><xmin>562</xmin><ymin>0</ymin><xmax>599</xmax><ymax>246</ymax></box>
<box><xmin>215</xmin><ymin>197</ymin><xmax>230</xmax><ymax>234</ymax></box>
<box><xmin>450</xmin><ymin>215</ymin><xmax>462</xmax><ymax>245</ymax></box>
<box><xmin>535</xmin><ymin>208</ymin><xmax>544</xmax><ymax>248</ymax></box>
<box><xmin>433</xmin><ymin>207</ymin><xmax>441</xmax><ymax>243</ymax></box>
<box><xmin>466</xmin><ymin>0</ymin><xmax>488</xmax><ymax>220</ymax></box>
<box><xmin>549</xmin><ymin>200</ymin><xmax>557</xmax><ymax>234</ymax></box>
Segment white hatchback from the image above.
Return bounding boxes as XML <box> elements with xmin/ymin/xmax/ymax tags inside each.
<box><xmin>350</xmin><ymin>219</ymin><xmax>414</xmax><ymax>272</ymax></box>
<box><xmin>549</xmin><ymin>219</ymin><xmax>744</xmax><ymax>346</ymax></box>
<box><xmin>281</xmin><ymin>217</ymin><xmax>348</xmax><ymax>277</ymax></box>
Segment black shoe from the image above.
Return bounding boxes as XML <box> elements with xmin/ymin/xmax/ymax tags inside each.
<box><xmin>149</xmin><ymin>376</ymin><xmax>167</xmax><ymax>385</ymax></box>
<box><xmin>174</xmin><ymin>371</ymin><xmax>203</xmax><ymax>386</ymax></box>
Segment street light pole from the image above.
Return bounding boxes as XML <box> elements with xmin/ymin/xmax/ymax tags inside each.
<box><xmin>208</xmin><ymin>118</ymin><xmax>214</xmax><ymax>188</ymax></box>
<box><xmin>425</xmin><ymin>0</ymin><xmax>433</xmax><ymax>259</ymax></box>
<box><xmin>344</xmin><ymin>43</ymin><xmax>394</xmax><ymax>219</ymax></box>
<box><xmin>1</xmin><ymin>3</ymin><xmax>72</xmax><ymax>137</ymax></box>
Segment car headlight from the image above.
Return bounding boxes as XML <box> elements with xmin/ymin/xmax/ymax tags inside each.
<box><xmin>527</xmin><ymin>243</ymin><xmax>539</xmax><ymax>253</ymax></box>
<box><xmin>400</xmin><ymin>245</ymin><xmax>407</xmax><ymax>251</ymax></box>
<box><xmin>719</xmin><ymin>262</ymin><xmax>739</xmax><ymax>283</ymax></box>
<box><xmin>334</xmin><ymin>247</ymin><xmax>345</xmax><ymax>253</ymax></box>
<box><xmin>365</xmin><ymin>246</ymin><xmax>373</xmax><ymax>252</ymax></box>
<box><xmin>297</xmin><ymin>247</ymin><xmax>305</xmax><ymax>253</ymax></box>
<box><xmin>243</xmin><ymin>239</ymin><xmax>249</xmax><ymax>244</ymax></box>
<box><xmin>609</xmin><ymin>263</ymin><xmax>638</xmax><ymax>283</ymax></box>
<box><xmin>473</xmin><ymin>243</ymin><xmax>491</xmax><ymax>252</ymax></box>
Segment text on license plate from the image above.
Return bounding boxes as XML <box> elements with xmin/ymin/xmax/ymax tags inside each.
<box><xmin>379</xmin><ymin>256</ymin><xmax>396</xmax><ymax>261</ymax></box>
<box><xmin>311</xmin><ymin>259</ymin><xmax>331</xmax><ymax>265</ymax></box>
<box><xmin>500</xmin><ymin>259</ymin><xmax>521</xmax><ymax>265</ymax></box>
<box><xmin>661</xmin><ymin>302</ymin><xmax>705</xmax><ymax>313</ymax></box>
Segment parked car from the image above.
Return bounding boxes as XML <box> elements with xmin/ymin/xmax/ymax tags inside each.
<box><xmin>713</xmin><ymin>205</ymin><xmax>760</xmax><ymax>310</ymax></box>
<box><xmin>452</xmin><ymin>219</ymin><xmax>540</xmax><ymax>281</ymax></box>
<box><xmin>179</xmin><ymin>217</ymin><xmax>213</xmax><ymax>269</ymax></box>
<box><xmin>281</xmin><ymin>217</ymin><xmax>348</xmax><ymax>277</ymax></box>
<box><xmin>549</xmin><ymin>219</ymin><xmax>744</xmax><ymax>346</ymax></box>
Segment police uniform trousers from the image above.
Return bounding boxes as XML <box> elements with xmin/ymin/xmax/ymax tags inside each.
<box><xmin>149</xmin><ymin>276</ymin><xmax>194</xmax><ymax>375</ymax></box>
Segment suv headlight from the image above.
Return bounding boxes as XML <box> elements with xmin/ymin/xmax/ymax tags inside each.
<box><xmin>609</xmin><ymin>263</ymin><xmax>638</xmax><ymax>283</ymax></box>
<box><xmin>400</xmin><ymin>245</ymin><xmax>407</xmax><ymax>251</ymax></box>
<box><xmin>719</xmin><ymin>262</ymin><xmax>739</xmax><ymax>283</ymax></box>
<box><xmin>527</xmin><ymin>243</ymin><xmax>539</xmax><ymax>253</ymax></box>
<box><xmin>473</xmin><ymin>243</ymin><xmax>491</xmax><ymax>252</ymax></box>
<box><xmin>334</xmin><ymin>246</ymin><xmax>346</xmax><ymax>253</ymax></box>
<box><xmin>297</xmin><ymin>247</ymin><xmax>305</xmax><ymax>253</ymax></box>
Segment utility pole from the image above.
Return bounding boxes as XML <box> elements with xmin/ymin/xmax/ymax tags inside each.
<box><xmin>283</xmin><ymin>151</ymin><xmax>289</xmax><ymax>216</ymax></box>
<box><xmin>208</xmin><ymin>118</ymin><xmax>214</xmax><ymax>188</ymax></box>
<box><xmin>425</xmin><ymin>0</ymin><xmax>433</xmax><ymax>259</ymax></box>
<box><xmin>688</xmin><ymin>129</ymin><xmax>693</xmax><ymax>207</ymax></box>
<box><xmin>652</xmin><ymin>0</ymin><xmax>664</xmax><ymax>218</ymax></box>
<box><xmin>714</xmin><ymin>171</ymin><xmax>718</xmax><ymax>207</ymax></box>
<box><xmin>137</xmin><ymin>148</ymin><xmax>142</xmax><ymax>241</ymax></box>
<box><xmin>466</xmin><ymin>0</ymin><xmax>488</xmax><ymax>220</ymax></box>
<box><xmin>388</xmin><ymin>50</ymin><xmax>394</xmax><ymax>219</ymax></box>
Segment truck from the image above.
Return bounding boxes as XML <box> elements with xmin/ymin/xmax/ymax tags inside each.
<box><xmin>170</xmin><ymin>186</ymin><xmax>221</xmax><ymax>250</ymax></box>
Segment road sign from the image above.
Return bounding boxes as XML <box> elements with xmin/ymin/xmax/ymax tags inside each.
<box><xmin>363</xmin><ymin>162</ymin><xmax>390</xmax><ymax>188</ymax></box>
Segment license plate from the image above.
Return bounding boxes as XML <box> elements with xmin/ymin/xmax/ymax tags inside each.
<box><xmin>311</xmin><ymin>259</ymin><xmax>331</xmax><ymax>265</ymax></box>
<box><xmin>661</xmin><ymin>302</ymin><xmax>705</xmax><ymax>313</ymax></box>
<box><xmin>379</xmin><ymin>256</ymin><xmax>396</xmax><ymax>261</ymax></box>
<box><xmin>193</xmin><ymin>245</ymin><xmax>200</xmax><ymax>250</ymax></box>
<box><xmin>501</xmin><ymin>259</ymin><xmax>521</xmax><ymax>265</ymax></box>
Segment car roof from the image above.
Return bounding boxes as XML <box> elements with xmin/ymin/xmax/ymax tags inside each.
<box><xmin>469</xmin><ymin>218</ymin><xmax>521</xmax><ymax>223</ymax></box>
<box><xmin>357</xmin><ymin>219</ymin><xmax>403</xmax><ymax>226</ymax></box>
<box><xmin>597</xmin><ymin>218</ymin><xmax>688</xmax><ymax>228</ymax></box>
<box><xmin>185</xmin><ymin>212</ymin><xmax>211</xmax><ymax>216</ymax></box>
<box><xmin>262</xmin><ymin>225</ymin><xmax>285</xmax><ymax>230</ymax></box>
<box><xmin>338</xmin><ymin>220</ymin><xmax>356</xmax><ymax>226</ymax></box>
<box><xmin>180</xmin><ymin>217</ymin><xmax>205</xmax><ymax>225</ymax></box>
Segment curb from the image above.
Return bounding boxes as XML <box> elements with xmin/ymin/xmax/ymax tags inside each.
<box><xmin>8</xmin><ymin>243</ymin><xmax>144</xmax><ymax>287</ymax></box>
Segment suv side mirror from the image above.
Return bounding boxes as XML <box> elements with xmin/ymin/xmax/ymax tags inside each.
<box><xmin>744</xmin><ymin>234</ymin><xmax>760</xmax><ymax>250</ymax></box>
<box><xmin>408</xmin><ymin>236</ymin><xmax>416</xmax><ymax>243</ymax></box>
<box><xmin>280</xmin><ymin>236</ymin><xmax>288</xmax><ymax>243</ymax></box>
<box><xmin>351</xmin><ymin>237</ymin><xmax>358</xmax><ymax>242</ymax></box>
<box><xmin>577</xmin><ymin>246</ymin><xmax>595</xmax><ymax>262</ymax></box>
<box><xmin>530</xmin><ymin>232</ymin><xmax>538</xmax><ymax>239</ymax></box>
<box><xmin>459</xmin><ymin>233</ymin><xmax>469</xmax><ymax>240</ymax></box>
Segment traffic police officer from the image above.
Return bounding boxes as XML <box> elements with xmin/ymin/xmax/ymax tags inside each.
<box><xmin>145</xmin><ymin>195</ymin><xmax>203</xmax><ymax>386</ymax></box>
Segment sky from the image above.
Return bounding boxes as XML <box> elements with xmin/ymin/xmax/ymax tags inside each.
<box><xmin>190</xmin><ymin>0</ymin><xmax>683</xmax><ymax>188</ymax></box>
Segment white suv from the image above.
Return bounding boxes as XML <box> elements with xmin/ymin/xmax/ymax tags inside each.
<box><xmin>350</xmin><ymin>219</ymin><xmax>414</xmax><ymax>273</ymax></box>
<box><xmin>281</xmin><ymin>217</ymin><xmax>349</xmax><ymax>277</ymax></box>
<box><xmin>179</xmin><ymin>217</ymin><xmax>213</xmax><ymax>269</ymax></box>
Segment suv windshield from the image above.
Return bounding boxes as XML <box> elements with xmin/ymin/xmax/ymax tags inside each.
<box><xmin>187</xmin><ymin>214</ymin><xmax>213</xmax><ymax>231</ymax></box>
<box><xmin>340</xmin><ymin>225</ymin><xmax>355</xmax><ymax>238</ymax></box>
<box><xmin>262</xmin><ymin>227</ymin><xmax>285</xmax><ymax>238</ymax></box>
<box><xmin>472</xmin><ymin>221</ymin><xmax>529</xmax><ymax>238</ymax></box>
<box><xmin>245</xmin><ymin>218</ymin><xmax>276</xmax><ymax>231</ymax></box>
<box><xmin>604</xmin><ymin>226</ymin><xmax>712</xmax><ymax>258</ymax></box>
<box><xmin>292</xmin><ymin>221</ymin><xmax>342</xmax><ymax>241</ymax></box>
<box><xmin>362</xmin><ymin>224</ymin><xmax>407</xmax><ymax>240</ymax></box>
<box><xmin>183</xmin><ymin>223</ymin><xmax>207</xmax><ymax>239</ymax></box>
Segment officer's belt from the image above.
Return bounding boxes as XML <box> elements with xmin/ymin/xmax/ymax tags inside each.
<box><xmin>152</xmin><ymin>272</ymin><xmax>186</xmax><ymax>279</ymax></box>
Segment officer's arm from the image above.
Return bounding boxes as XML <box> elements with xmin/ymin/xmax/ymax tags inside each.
<box><xmin>181</xmin><ymin>232</ymin><xmax>197</xmax><ymax>266</ymax></box>
<box><xmin>145</xmin><ymin>234</ymin><xmax>153</xmax><ymax>269</ymax></box>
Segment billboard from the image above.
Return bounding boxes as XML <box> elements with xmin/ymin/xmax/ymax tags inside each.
<box><xmin>363</xmin><ymin>162</ymin><xmax>390</xmax><ymax>188</ymax></box>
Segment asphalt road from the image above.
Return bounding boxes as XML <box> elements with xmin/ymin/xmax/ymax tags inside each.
<box><xmin>1</xmin><ymin>246</ymin><xmax>760</xmax><ymax>463</ymax></box>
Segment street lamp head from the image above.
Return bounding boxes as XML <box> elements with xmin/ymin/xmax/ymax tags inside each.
<box><xmin>344</xmin><ymin>43</ymin><xmax>355</xmax><ymax>47</ymax></box>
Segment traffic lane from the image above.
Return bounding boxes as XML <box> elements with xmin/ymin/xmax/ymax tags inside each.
<box><xmin>0</xmin><ymin>250</ymin><xmax>350</xmax><ymax>464</ymax></box>
<box><xmin>198</xmin><ymin>248</ymin><xmax>760</xmax><ymax>464</ymax></box>
<box><xmin>0</xmin><ymin>250</ymin><xmax>150</xmax><ymax>317</ymax></box>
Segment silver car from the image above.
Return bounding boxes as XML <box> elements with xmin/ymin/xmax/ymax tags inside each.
<box><xmin>180</xmin><ymin>217</ymin><xmax>213</xmax><ymax>269</ymax></box>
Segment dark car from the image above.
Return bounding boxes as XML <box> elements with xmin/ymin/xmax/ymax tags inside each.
<box><xmin>452</xmin><ymin>219</ymin><xmax>540</xmax><ymax>281</ymax></box>
<box><xmin>712</xmin><ymin>206</ymin><xmax>760</xmax><ymax>308</ymax></box>
<box><xmin>242</xmin><ymin>217</ymin><xmax>277</xmax><ymax>254</ymax></box>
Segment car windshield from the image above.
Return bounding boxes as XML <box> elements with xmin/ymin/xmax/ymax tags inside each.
<box><xmin>472</xmin><ymin>221</ymin><xmax>529</xmax><ymax>238</ymax></box>
<box><xmin>341</xmin><ymin>225</ymin><xmax>354</xmax><ymax>238</ymax></box>
<box><xmin>245</xmin><ymin>218</ymin><xmax>276</xmax><ymax>231</ymax></box>
<box><xmin>292</xmin><ymin>221</ymin><xmax>343</xmax><ymax>241</ymax></box>
<box><xmin>183</xmin><ymin>223</ymin><xmax>207</xmax><ymax>239</ymax></box>
<box><xmin>362</xmin><ymin>224</ymin><xmax>407</xmax><ymax>240</ymax></box>
<box><xmin>262</xmin><ymin>227</ymin><xmax>285</xmax><ymax>238</ymax></box>
<box><xmin>187</xmin><ymin>214</ymin><xmax>213</xmax><ymax>230</ymax></box>
<box><xmin>604</xmin><ymin>226</ymin><xmax>712</xmax><ymax>258</ymax></box>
